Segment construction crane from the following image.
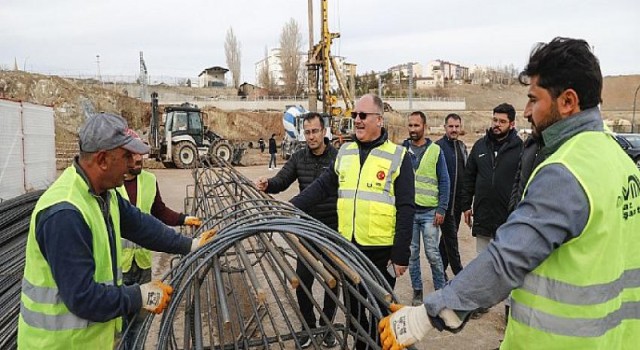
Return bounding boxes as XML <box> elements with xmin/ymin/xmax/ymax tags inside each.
<box><xmin>306</xmin><ymin>0</ymin><xmax>355</xmax><ymax>146</ymax></box>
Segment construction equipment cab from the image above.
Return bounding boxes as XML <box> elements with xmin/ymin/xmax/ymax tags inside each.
<box><xmin>148</xmin><ymin>92</ymin><xmax>240</xmax><ymax>168</ymax></box>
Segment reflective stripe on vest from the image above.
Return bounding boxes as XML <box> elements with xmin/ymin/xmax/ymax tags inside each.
<box><xmin>335</xmin><ymin>141</ymin><xmax>405</xmax><ymax>246</ymax></box>
<box><xmin>414</xmin><ymin>143</ymin><xmax>440</xmax><ymax>207</ymax></box>
<box><xmin>116</xmin><ymin>170</ymin><xmax>157</xmax><ymax>271</ymax></box>
<box><xmin>18</xmin><ymin>166</ymin><xmax>123</xmax><ymax>349</ymax></box>
<box><xmin>20</xmin><ymin>278</ymin><xmax>118</xmax><ymax>331</ymax></box>
<box><xmin>502</xmin><ymin>131</ymin><xmax>640</xmax><ymax>349</ymax></box>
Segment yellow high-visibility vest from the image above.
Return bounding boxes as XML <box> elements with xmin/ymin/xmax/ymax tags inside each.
<box><xmin>503</xmin><ymin>131</ymin><xmax>640</xmax><ymax>349</ymax></box>
<box><xmin>335</xmin><ymin>140</ymin><xmax>405</xmax><ymax>246</ymax></box>
<box><xmin>414</xmin><ymin>143</ymin><xmax>440</xmax><ymax>207</ymax></box>
<box><xmin>116</xmin><ymin>170</ymin><xmax>157</xmax><ymax>271</ymax></box>
<box><xmin>18</xmin><ymin>166</ymin><xmax>123</xmax><ymax>349</ymax></box>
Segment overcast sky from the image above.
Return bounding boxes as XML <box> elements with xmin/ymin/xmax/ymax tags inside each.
<box><xmin>2</xmin><ymin>0</ymin><xmax>639</xmax><ymax>83</ymax></box>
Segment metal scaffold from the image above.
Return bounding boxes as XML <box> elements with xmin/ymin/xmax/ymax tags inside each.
<box><xmin>123</xmin><ymin>158</ymin><xmax>396</xmax><ymax>349</ymax></box>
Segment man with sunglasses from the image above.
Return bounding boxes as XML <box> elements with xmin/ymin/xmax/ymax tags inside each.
<box><xmin>291</xmin><ymin>94</ymin><xmax>415</xmax><ymax>350</ymax></box>
<box><xmin>255</xmin><ymin>112</ymin><xmax>339</xmax><ymax>348</ymax></box>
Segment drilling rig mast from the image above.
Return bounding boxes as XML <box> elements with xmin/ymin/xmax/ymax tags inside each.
<box><xmin>306</xmin><ymin>0</ymin><xmax>354</xmax><ymax>118</ymax></box>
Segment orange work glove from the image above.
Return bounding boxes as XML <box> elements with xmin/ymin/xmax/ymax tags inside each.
<box><xmin>139</xmin><ymin>281</ymin><xmax>173</xmax><ymax>314</ymax></box>
<box><xmin>190</xmin><ymin>228</ymin><xmax>217</xmax><ymax>252</ymax></box>
<box><xmin>183</xmin><ymin>216</ymin><xmax>202</xmax><ymax>227</ymax></box>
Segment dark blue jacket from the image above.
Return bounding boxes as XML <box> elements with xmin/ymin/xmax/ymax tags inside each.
<box><xmin>402</xmin><ymin>138</ymin><xmax>450</xmax><ymax>215</ymax></box>
<box><xmin>34</xmin><ymin>161</ymin><xmax>192</xmax><ymax>322</ymax></box>
<box><xmin>436</xmin><ymin>136</ymin><xmax>468</xmax><ymax>213</ymax></box>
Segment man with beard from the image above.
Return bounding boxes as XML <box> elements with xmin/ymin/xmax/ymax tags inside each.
<box><xmin>402</xmin><ymin>111</ymin><xmax>450</xmax><ymax>305</ymax></box>
<box><xmin>380</xmin><ymin>37</ymin><xmax>640</xmax><ymax>350</ymax></box>
<box><xmin>435</xmin><ymin>114</ymin><xmax>467</xmax><ymax>280</ymax></box>
<box><xmin>461</xmin><ymin>103</ymin><xmax>523</xmax><ymax>256</ymax></box>
<box><xmin>255</xmin><ymin>113</ymin><xmax>339</xmax><ymax>348</ymax></box>
<box><xmin>459</xmin><ymin>103</ymin><xmax>522</xmax><ymax>319</ymax></box>
<box><xmin>117</xmin><ymin>130</ymin><xmax>202</xmax><ymax>348</ymax></box>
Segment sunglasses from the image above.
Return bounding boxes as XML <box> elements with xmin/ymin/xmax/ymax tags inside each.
<box><xmin>351</xmin><ymin>112</ymin><xmax>380</xmax><ymax>120</ymax></box>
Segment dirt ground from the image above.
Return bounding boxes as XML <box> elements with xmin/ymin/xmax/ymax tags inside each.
<box><xmin>150</xmin><ymin>166</ymin><xmax>505</xmax><ymax>350</ymax></box>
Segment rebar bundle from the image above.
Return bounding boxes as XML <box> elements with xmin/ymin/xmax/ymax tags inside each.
<box><xmin>0</xmin><ymin>190</ymin><xmax>44</xmax><ymax>350</ymax></box>
<box><xmin>125</xmin><ymin>158</ymin><xmax>397</xmax><ymax>349</ymax></box>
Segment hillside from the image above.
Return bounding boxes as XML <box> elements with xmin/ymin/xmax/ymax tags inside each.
<box><xmin>1</xmin><ymin>70</ymin><xmax>638</xmax><ymax>166</ymax></box>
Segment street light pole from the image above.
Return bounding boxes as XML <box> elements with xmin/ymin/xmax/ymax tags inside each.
<box><xmin>633</xmin><ymin>83</ymin><xmax>640</xmax><ymax>133</ymax></box>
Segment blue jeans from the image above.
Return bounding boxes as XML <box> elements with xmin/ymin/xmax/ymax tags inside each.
<box><xmin>409</xmin><ymin>209</ymin><xmax>446</xmax><ymax>290</ymax></box>
<box><xmin>269</xmin><ymin>153</ymin><xmax>277</xmax><ymax>168</ymax></box>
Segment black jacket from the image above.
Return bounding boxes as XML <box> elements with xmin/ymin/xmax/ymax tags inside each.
<box><xmin>460</xmin><ymin>128</ymin><xmax>523</xmax><ymax>238</ymax></box>
<box><xmin>435</xmin><ymin>136</ymin><xmax>468</xmax><ymax>214</ymax></box>
<box><xmin>267</xmin><ymin>139</ymin><xmax>339</xmax><ymax>229</ymax></box>
<box><xmin>508</xmin><ymin>135</ymin><xmax>545</xmax><ymax>213</ymax></box>
<box><xmin>268</xmin><ymin>137</ymin><xmax>277</xmax><ymax>154</ymax></box>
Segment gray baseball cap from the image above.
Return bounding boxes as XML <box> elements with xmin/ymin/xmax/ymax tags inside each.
<box><xmin>79</xmin><ymin>113</ymin><xmax>150</xmax><ymax>154</ymax></box>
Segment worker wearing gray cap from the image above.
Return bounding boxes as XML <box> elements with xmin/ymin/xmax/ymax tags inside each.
<box><xmin>17</xmin><ymin>113</ymin><xmax>215</xmax><ymax>350</ymax></box>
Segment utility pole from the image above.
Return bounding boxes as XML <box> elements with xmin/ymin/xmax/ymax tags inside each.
<box><xmin>633</xmin><ymin>83</ymin><xmax>640</xmax><ymax>133</ymax></box>
<box><xmin>378</xmin><ymin>75</ymin><xmax>383</xmax><ymax>98</ymax></box>
<box><xmin>408</xmin><ymin>63</ymin><xmax>413</xmax><ymax>110</ymax></box>
<box><xmin>96</xmin><ymin>55</ymin><xmax>102</xmax><ymax>82</ymax></box>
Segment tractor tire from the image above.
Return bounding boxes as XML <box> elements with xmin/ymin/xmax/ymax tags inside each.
<box><xmin>211</xmin><ymin>141</ymin><xmax>233</xmax><ymax>162</ymax></box>
<box><xmin>172</xmin><ymin>141</ymin><xmax>197</xmax><ymax>169</ymax></box>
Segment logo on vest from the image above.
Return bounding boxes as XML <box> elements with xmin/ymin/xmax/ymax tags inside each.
<box><xmin>617</xmin><ymin>174</ymin><xmax>640</xmax><ymax>220</ymax></box>
<box><xmin>376</xmin><ymin>171</ymin><xmax>386</xmax><ymax>180</ymax></box>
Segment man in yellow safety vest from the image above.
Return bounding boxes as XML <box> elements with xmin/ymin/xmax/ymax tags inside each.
<box><xmin>379</xmin><ymin>37</ymin><xmax>640</xmax><ymax>350</ymax></box>
<box><xmin>18</xmin><ymin>113</ymin><xmax>214</xmax><ymax>350</ymax></box>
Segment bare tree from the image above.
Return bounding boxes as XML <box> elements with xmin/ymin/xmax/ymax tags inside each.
<box><xmin>279</xmin><ymin>18</ymin><xmax>303</xmax><ymax>96</ymax></box>
<box><xmin>224</xmin><ymin>27</ymin><xmax>242</xmax><ymax>88</ymax></box>
<box><xmin>258</xmin><ymin>46</ymin><xmax>274</xmax><ymax>93</ymax></box>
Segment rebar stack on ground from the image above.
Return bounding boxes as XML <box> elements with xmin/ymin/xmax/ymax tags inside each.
<box><xmin>126</xmin><ymin>157</ymin><xmax>397</xmax><ymax>349</ymax></box>
<box><xmin>0</xmin><ymin>190</ymin><xmax>45</xmax><ymax>349</ymax></box>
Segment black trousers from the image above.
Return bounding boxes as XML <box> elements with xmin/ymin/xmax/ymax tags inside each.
<box><xmin>296</xmin><ymin>256</ymin><xmax>339</xmax><ymax>329</ymax></box>
<box><xmin>439</xmin><ymin>206</ymin><xmax>464</xmax><ymax>276</ymax></box>
<box><xmin>347</xmin><ymin>248</ymin><xmax>395</xmax><ymax>350</ymax></box>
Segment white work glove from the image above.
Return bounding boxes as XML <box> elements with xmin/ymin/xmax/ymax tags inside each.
<box><xmin>190</xmin><ymin>228</ymin><xmax>217</xmax><ymax>252</ymax></box>
<box><xmin>183</xmin><ymin>216</ymin><xmax>202</xmax><ymax>227</ymax></box>
<box><xmin>379</xmin><ymin>303</ymin><xmax>462</xmax><ymax>350</ymax></box>
<box><xmin>139</xmin><ymin>281</ymin><xmax>173</xmax><ymax>314</ymax></box>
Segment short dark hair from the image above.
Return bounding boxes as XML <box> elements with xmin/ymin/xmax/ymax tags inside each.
<box><xmin>518</xmin><ymin>37</ymin><xmax>602</xmax><ymax>110</ymax></box>
<box><xmin>303</xmin><ymin>112</ymin><xmax>325</xmax><ymax>128</ymax></box>
<box><xmin>444</xmin><ymin>113</ymin><xmax>461</xmax><ymax>124</ymax></box>
<box><xmin>409</xmin><ymin>111</ymin><xmax>426</xmax><ymax>125</ymax></box>
<box><xmin>493</xmin><ymin>103</ymin><xmax>516</xmax><ymax>122</ymax></box>
<box><xmin>271</xmin><ymin>133</ymin><xmax>276</xmax><ymax>138</ymax></box>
